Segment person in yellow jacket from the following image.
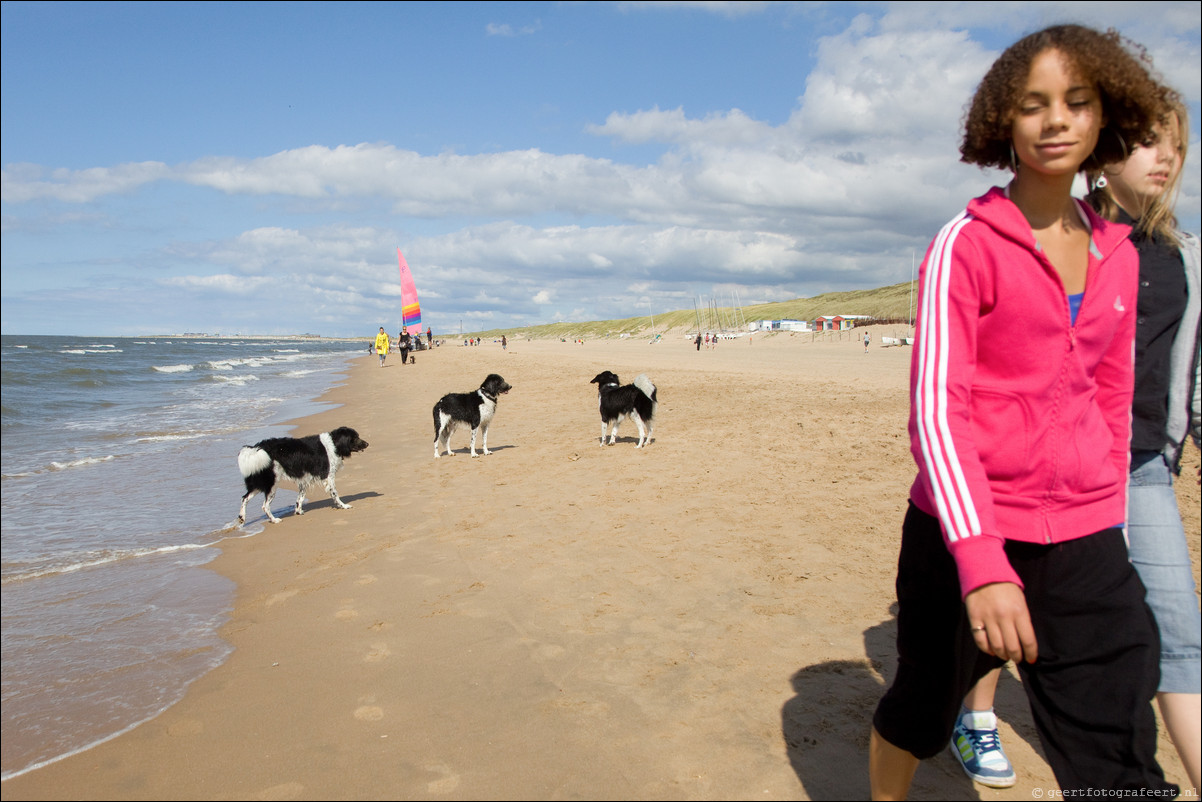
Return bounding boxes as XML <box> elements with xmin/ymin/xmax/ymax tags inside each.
<box><xmin>374</xmin><ymin>327</ymin><xmax>391</xmax><ymax>367</ymax></box>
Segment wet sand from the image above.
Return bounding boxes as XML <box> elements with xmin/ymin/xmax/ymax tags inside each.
<box><xmin>4</xmin><ymin>329</ymin><xmax>1197</xmax><ymax>800</ymax></box>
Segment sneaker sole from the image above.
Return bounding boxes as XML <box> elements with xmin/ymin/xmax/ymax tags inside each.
<box><xmin>955</xmin><ymin>762</ymin><xmax>1017</xmax><ymax>789</ymax></box>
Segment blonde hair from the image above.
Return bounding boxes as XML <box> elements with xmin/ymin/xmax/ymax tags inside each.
<box><xmin>1088</xmin><ymin>99</ymin><xmax>1188</xmax><ymax>244</ymax></box>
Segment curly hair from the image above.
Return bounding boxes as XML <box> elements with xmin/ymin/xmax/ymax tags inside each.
<box><xmin>960</xmin><ymin>25</ymin><xmax>1177</xmax><ymax>171</ymax></box>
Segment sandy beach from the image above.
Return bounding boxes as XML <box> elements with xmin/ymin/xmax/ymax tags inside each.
<box><xmin>4</xmin><ymin>329</ymin><xmax>1198</xmax><ymax>801</ymax></box>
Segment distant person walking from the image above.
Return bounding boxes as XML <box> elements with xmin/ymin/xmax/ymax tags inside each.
<box><xmin>695</xmin><ymin>333</ymin><xmax>702</xmax><ymax>351</ymax></box>
<box><xmin>427</xmin><ymin>327</ymin><xmax>433</xmax><ymax>348</ymax></box>
<box><xmin>864</xmin><ymin>331</ymin><xmax>871</xmax><ymax>353</ymax></box>
<box><xmin>374</xmin><ymin>327</ymin><xmax>390</xmax><ymax>367</ymax></box>
<box><xmin>399</xmin><ymin>330</ymin><xmax>411</xmax><ymax>365</ymax></box>
<box><xmin>502</xmin><ymin>336</ymin><xmax>508</xmax><ymax>351</ymax></box>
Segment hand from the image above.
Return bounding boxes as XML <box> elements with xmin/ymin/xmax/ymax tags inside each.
<box><xmin>964</xmin><ymin>582</ymin><xmax>1038</xmax><ymax>664</ymax></box>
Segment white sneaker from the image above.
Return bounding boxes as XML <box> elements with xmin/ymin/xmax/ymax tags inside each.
<box><xmin>949</xmin><ymin>708</ymin><xmax>1016</xmax><ymax>788</ymax></box>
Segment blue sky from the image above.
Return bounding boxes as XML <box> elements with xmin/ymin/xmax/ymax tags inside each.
<box><xmin>2</xmin><ymin>1</ymin><xmax>1199</xmax><ymax>337</ymax></box>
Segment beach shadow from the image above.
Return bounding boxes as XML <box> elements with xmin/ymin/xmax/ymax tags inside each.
<box><xmin>782</xmin><ymin>608</ymin><xmax>1043</xmax><ymax>800</ymax></box>
<box><xmin>440</xmin><ymin>444</ymin><xmax>518</xmax><ymax>456</ymax></box>
<box><xmin>258</xmin><ymin>491</ymin><xmax>383</xmax><ymax>522</ymax></box>
<box><xmin>600</xmin><ymin>436</ymin><xmax>654</xmax><ymax>447</ymax></box>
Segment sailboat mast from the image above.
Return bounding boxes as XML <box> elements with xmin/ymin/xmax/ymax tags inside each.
<box><xmin>908</xmin><ymin>249</ymin><xmax>916</xmax><ymax>327</ymax></box>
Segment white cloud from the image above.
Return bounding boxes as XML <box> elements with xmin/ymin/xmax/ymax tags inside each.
<box><xmin>3</xmin><ymin>3</ymin><xmax>1197</xmax><ymax>335</ymax></box>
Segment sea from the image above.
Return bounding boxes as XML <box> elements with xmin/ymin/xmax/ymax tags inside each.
<box><xmin>0</xmin><ymin>334</ymin><xmax>366</xmax><ymax>781</ymax></box>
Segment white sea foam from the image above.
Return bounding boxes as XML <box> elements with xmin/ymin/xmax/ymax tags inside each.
<box><xmin>152</xmin><ymin>363</ymin><xmax>194</xmax><ymax>373</ymax></box>
<box><xmin>2</xmin><ymin>542</ymin><xmax>213</xmax><ymax>585</ymax></box>
<box><xmin>134</xmin><ymin>433</ymin><xmax>207</xmax><ymax>443</ymax></box>
<box><xmin>46</xmin><ymin>455</ymin><xmax>117</xmax><ymax>472</ymax></box>
<box><xmin>210</xmin><ymin>374</ymin><xmax>259</xmax><ymax>385</ymax></box>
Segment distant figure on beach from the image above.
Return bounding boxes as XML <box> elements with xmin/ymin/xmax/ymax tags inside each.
<box><xmin>374</xmin><ymin>327</ymin><xmax>390</xmax><ymax>367</ymax></box>
<box><xmin>427</xmin><ymin>327</ymin><xmax>433</xmax><ymax>348</ymax></box>
<box><xmin>869</xmin><ymin>24</ymin><xmax>1178</xmax><ymax>800</ymax></box>
<box><xmin>502</xmin><ymin>335</ymin><xmax>507</xmax><ymax>351</ymax></box>
<box><xmin>695</xmin><ymin>333</ymin><xmax>702</xmax><ymax>351</ymax></box>
<box><xmin>399</xmin><ymin>331</ymin><xmax>412</xmax><ymax>365</ymax></box>
<box><xmin>864</xmin><ymin>331</ymin><xmax>871</xmax><ymax>353</ymax></box>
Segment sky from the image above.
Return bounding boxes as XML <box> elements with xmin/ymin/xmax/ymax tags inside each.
<box><xmin>2</xmin><ymin>1</ymin><xmax>1199</xmax><ymax>337</ymax></box>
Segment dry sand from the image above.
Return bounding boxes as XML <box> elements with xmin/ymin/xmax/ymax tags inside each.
<box><xmin>4</xmin><ymin>329</ymin><xmax>1198</xmax><ymax>801</ymax></box>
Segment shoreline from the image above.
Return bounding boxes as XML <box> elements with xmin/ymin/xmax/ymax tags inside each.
<box><xmin>4</xmin><ymin>332</ymin><xmax>1196</xmax><ymax>800</ymax></box>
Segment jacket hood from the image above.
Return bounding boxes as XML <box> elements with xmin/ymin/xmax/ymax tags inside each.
<box><xmin>967</xmin><ymin>186</ymin><xmax>1132</xmax><ymax>262</ymax></box>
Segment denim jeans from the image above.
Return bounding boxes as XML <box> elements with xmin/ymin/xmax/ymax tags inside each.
<box><xmin>1127</xmin><ymin>451</ymin><xmax>1202</xmax><ymax>694</ymax></box>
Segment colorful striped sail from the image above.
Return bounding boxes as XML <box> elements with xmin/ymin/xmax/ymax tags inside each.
<box><xmin>397</xmin><ymin>248</ymin><xmax>422</xmax><ymax>334</ymax></box>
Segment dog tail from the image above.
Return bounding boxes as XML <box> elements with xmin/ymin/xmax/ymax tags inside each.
<box><xmin>634</xmin><ymin>374</ymin><xmax>656</xmax><ymax>403</ymax></box>
<box><xmin>238</xmin><ymin>446</ymin><xmax>272</xmax><ymax>478</ymax></box>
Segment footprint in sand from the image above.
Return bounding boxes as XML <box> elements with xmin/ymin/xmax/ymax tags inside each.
<box><xmin>335</xmin><ymin>599</ymin><xmax>359</xmax><ymax>620</ymax></box>
<box><xmin>364</xmin><ymin>642</ymin><xmax>391</xmax><ymax>662</ymax></box>
<box><xmin>265</xmin><ymin>589</ymin><xmax>298</xmax><ymax>607</ymax></box>
<box><xmin>424</xmin><ymin>763</ymin><xmax>461</xmax><ymax>794</ymax></box>
<box><xmin>252</xmin><ymin>781</ymin><xmax>306</xmax><ymax>800</ymax></box>
<box><xmin>353</xmin><ymin>705</ymin><xmax>384</xmax><ymax>721</ymax></box>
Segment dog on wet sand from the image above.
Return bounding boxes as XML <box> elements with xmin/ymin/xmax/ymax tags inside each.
<box><xmin>590</xmin><ymin>371</ymin><xmax>657</xmax><ymax>448</ymax></box>
<box><xmin>433</xmin><ymin>373</ymin><xmax>512</xmax><ymax>457</ymax></box>
<box><xmin>237</xmin><ymin>426</ymin><xmax>369</xmax><ymax>524</ymax></box>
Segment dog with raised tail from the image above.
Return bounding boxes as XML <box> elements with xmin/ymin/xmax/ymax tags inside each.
<box><xmin>433</xmin><ymin>373</ymin><xmax>512</xmax><ymax>458</ymax></box>
<box><xmin>237</xmin><ymin>426</ymin><xmax>369</xmax><ymax>524</ymax></box>
<box><xmin>590</xmin><ymin>371</ymin><xmax>657</xmax><ymax>448</ymax></box>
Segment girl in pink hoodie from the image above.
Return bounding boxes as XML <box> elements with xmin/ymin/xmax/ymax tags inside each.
<box><xmin>869</xmin><ymin>26</ymin><xmax>1179</xmax><ymax>799</ymax></box>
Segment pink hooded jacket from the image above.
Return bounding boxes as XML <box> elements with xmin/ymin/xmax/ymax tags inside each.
<box><xmin>909</xmin><ymin>186</ymin><xmax>1138</xmax><ymax>598</ymax></box>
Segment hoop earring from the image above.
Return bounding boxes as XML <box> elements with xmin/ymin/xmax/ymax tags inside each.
<box><xmin>1094</xmin><ymin>174</ymin><xmax>1108</xmax><ymax>189</ymax></box>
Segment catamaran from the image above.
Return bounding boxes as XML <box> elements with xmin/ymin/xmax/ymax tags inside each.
<box><xmin>397</xmin><ymin>247</ymin><xmax>422</xmax><ymax>338</ymax></box>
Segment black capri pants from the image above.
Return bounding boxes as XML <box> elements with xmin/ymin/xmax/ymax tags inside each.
<box><xmin>873</xmin><ymin>503</ymin><xmax>1174</xmax><ymax>795</ymax></box>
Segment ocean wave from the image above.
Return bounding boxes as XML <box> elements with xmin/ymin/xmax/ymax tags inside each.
<box><xmin>1</xmin><ymin>542</ymin><xmax>215</xmax><ymax>585</ymax></box>
<box><xmin>133</xmin><ymin>432</ymin><xmax>208</xmax><ymax>443</ymax></box>
<box><xmin>61</xmin><ymin>349</ymin><xmax>124</xmax><ymax>355</ymax></box>
<box><xmin>48</xmin><ymin>455</ymin><xmax>117</xmax><ymax>472</ymax></box>
<box><xmin>2</xmin><ymin>455</ymin><xmax>118</xmax><ymax>479</ymax></box>
<box><xmin>209</xmin><ymin>374</ymin><xmax>260</xmax><ymax>385</ymax></box>
<box><xmin>152</xmin><ymin>363</ymin><xmax>194</xmax><ymax>373</ymax></box>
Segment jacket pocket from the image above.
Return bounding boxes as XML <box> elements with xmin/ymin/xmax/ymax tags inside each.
<box><xmin>970</xmin><ymin>388</ymin><xmax>1030</xmax><ymax>482</ymax></box>
<box><xmin>1062</xmin><ymin>405</ymin><xmax>1120</xmax><ymax>495</ymax></box>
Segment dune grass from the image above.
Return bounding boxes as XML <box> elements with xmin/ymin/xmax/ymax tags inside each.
<box><xmin>467</xmin><ymin>281</ymin><xmax>917</xmax><ymax>341</ymax></box>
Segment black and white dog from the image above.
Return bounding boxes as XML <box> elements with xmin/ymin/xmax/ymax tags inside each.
<box><xmin>433</xmin><ymin>373</ymin><xmax>512</xmax><ymax>458</ymax></box>
<box><xmin>237</xmin><ymin>426</ymin><xmax>369</xmax><ymax>524</ymax></box>
<box><xmin>590</xmin><ymin>371</ymin><xmax>657</xmax><ymax>448</ymax></box>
